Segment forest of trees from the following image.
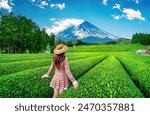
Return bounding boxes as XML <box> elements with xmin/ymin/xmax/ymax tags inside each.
<box><xmin>0</xmin><ymin>12</ymin><xmax>55</xmax><ymax>54</ymax></box>
<box><xmin>131</xmin><ymin>33</ymin><xmax>150</xmax><ymax>45</ymax></box>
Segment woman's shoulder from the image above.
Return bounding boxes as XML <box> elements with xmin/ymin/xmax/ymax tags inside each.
<box><xmin>65</xmin><ymin>57</ymin><xmax>68</xmax><ymax>59</ymax></box>
<box><xmin>63</xmin><ymin>57</ymin><xmax>68</xmax><ymax>63</ymax></box>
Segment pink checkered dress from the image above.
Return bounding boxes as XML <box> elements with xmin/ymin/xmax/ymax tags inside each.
<box><xmin>47</xmin><ymin>57</ymin><xmax>76</xmax><ymax>90</ymax></box>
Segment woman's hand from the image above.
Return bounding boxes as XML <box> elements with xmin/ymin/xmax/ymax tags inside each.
<box><xmin>41</xmin><ymin>74</ymin><xmax>49</xmax><ymax>78</ymax></box>
<box><xmin>73</xmin><ymin>81</ymin><xmax>79</xmax><ymax>89</ymax></box>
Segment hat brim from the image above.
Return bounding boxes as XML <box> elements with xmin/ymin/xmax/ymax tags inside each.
<box><xmin>54</xmin><ymin>45</ymin><xmax>68</xmax><ymax>54</ymax></box>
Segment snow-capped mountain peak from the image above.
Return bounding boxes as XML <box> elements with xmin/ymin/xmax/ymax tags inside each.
<box><xmin>57</xmin><ymin>20</ymin><xmax>118</xmax><ymax>43</ymax></box>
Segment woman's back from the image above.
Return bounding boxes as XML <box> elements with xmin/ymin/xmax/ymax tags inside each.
<box><xmin>54</xmin><ymin>57</ymin><xmax>67</xmax><ymax>75</ymax></box>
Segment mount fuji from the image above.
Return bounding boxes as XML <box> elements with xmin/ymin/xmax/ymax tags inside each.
<box><xmin>57</xmin><ymin>21</ymin><xmax>119</xmax><ymax>43</ymax></box>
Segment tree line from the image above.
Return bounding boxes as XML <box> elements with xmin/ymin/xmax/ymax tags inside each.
<box><xmin>0</xmin><ymin>12</ymin><xmax>55</xmax><ymax>54</ymax></box>
<box><xmin>131</xmin><ymin>33</ymin><xmax>150</xmax><ymax>45</ymax></box>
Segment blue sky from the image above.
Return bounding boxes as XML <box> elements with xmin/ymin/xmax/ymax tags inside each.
<box><xmin>0</xmin><ymin>0</ymin><xmax>150</xmax><ymax>39</ymax></box>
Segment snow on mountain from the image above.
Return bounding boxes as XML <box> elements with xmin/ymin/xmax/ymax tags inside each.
<box><xmin>57</xmin><ymin>21</ymin><xmax>118</xmax><ymax>43</ymax></box>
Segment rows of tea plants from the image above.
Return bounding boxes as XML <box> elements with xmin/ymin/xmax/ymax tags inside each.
<box><xmin>0</xmin><ymin>55</ymin><xmax>106</xmax><ymax>97</ymax></box>
<box><xmin>0</xmin><ymin>52</ymin><xmax>101</xmax><ymax>63</ymax></box>
<box><xmin>99</xmin><ymin>52</ymin><xmax>150</xmax><ymax>64</ymax></box>
<box><xmin>60</xmin><ymin>56</ymin><xmax>144</xmax><ymax>98</ymax></box>
<box><xmin>120</xmin><ymin>53</ymin><xmax>150</xmax><ymax>64</ymax></box>
<box><xmin>0</xmin><ymin>54</ymin><xmax>52</xmax><ymax>63</ymax></box>
<box><xmin>70</xmin><ymin>44</ymin><xmax>144</xmax><ymax>52</ymax></box>
<box><xmin>117</xmin><ymin>56</ymin><xmax>150</xmax><ymax>97</ymax></box>
<box><xmin>0</xmin><ymin>54</ymin><xmax>102</xmax><ymax>76</ymax></box>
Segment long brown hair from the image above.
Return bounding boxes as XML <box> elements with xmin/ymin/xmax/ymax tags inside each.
<box><xmin>53</xmin><ymin>53</ymin><xmax>65</xmax><ymax>69</ymax></box>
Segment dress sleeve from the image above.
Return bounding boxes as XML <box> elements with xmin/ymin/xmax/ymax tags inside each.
<box><xmin>64</xmin><ymin>57</ymin><xmax>76</xmax><ymax>83</ymax></box>
<box><xmin>47</xmin><ymin>60</ymin><xmax>55</xmax><ymax>76</ymax></box>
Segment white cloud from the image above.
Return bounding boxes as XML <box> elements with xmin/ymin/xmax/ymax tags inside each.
<box><xmin>102</xmin><ymin>0</ymin><xmax>108</xmax><ymax>6</ymax></box>
<box><xmin>50</xmin><ymin>3</ymin><xmax>65</xmax><ymax>10</ymax></box>
<box><xmin>57</xmin><ymin>3</ymin><xmax>65</xmax><ymax>10</ymax></box>
<box><xmin>101</xmin><ymin>0</ymin><xmax>144</xmax><ymax>21</ymax></box>
<box><xmin>39</xmin><ymin>1</ymin><xmax>48</xmax><ymax>9</ymax></box>
<box><xmin>50</xmin><ymin>18</ymin><xmax>56</xmax><ymax>21</ymax></box>
<box><xmin>0</xmin><ymin>0</ymin><xmax>12</xmax><ymax>12</ymax></box>
<box><xmin>113</xmin><ymin>4</ymin><xmax>121</xmax><ymax>10</ymax></box>
<box><xmin>29</xmin><ymin>0</ymin><xmax>49</xmax><ymax>9</ymax></box>
<box><xmin>31</xmin><ymin>0</ymin><xmax>36</xmax><ymax>2</ymax></box>
<box><xmin>29</xmin><ymin>1</ymin><xmax>65</xmax><ymax>10</ymax></box>
<box><xmin>102</xmin><ymin>0</ymin><xmax>140</xmax><ymax>6</ymax></box>
<box><xmin>112</xmin><ymin>8</ymin><xmax>145</xmax><ymax>21</ymax></box>
<box><xmin>122</xmin><ymin>8</ymin><xmax>145</xmax><ymax>21</ymax></box>
<box><xmin>112</xmin><ymin>14</ymin><xmax>122</xmax><ymax>20</ymax></box>
<box><xmin>46</xmin><ymin>18</ymin><xmax>84</xmax><ymax>35</ymax></box>
<box><xmin>133</xmin><ymin>0</ymin><xmax>139</xmax><ymax>4</ymax></box>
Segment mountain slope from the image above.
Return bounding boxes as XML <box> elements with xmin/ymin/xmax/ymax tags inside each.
<box><xmin>57</xmin><ymin>21</ymin><xmax>118</xmax><ymax>43</ymax></box>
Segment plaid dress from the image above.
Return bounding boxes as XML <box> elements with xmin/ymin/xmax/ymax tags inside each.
<box><xmin>47</xmin><ymin>57</ymin><xmax>76</xmax><ymax>90</ymax></box>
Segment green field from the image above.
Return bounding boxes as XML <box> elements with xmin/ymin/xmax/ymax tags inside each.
<box><xmin>0</xmin><ymin>44</ymin><xmax>150</xmax><ymax>98</ymax></box>
<box><xmin>69</xmin><ymin>44</ymin><xmax>145</xmax><ymax>52</ymax></box>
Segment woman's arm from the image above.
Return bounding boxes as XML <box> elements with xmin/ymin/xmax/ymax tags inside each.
<box><xmin>64</xmin><ymin>57</ymin><xmax>76</xmax><ymax>82</ymax></box>
<box><xmin>47</xmin><ymin>61</ymin><xmax>55</xmax><ymax>76</ymax></box>
<box><xmin>64</xmin><ymin>57</ymin><xmax>79</xmax><ymax>89</ymax></box>
<box><xmin>41</xmin><ymin>60</ymin><xmax>55</xmax><ymax>78</ymax></box>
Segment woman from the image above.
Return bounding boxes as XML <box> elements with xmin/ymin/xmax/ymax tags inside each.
<box><xmin>41</xmin><ymin>44</ymin><xmax>79</xmax><ymax>98</ymax></box>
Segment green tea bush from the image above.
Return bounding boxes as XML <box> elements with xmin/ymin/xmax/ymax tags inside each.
<box><xmin>0</xmin><ymin>54</ymin><xmax>52</xmax><ymax>63</ymax></box>
<box><xmin>0</xmin><ymin>52</ymin><xmax>101</xmax><ymax>63</ymax></box>
<box><xmin>0</xmin><ymin>55</ymin><xmax>106</xmax><ymax>97</ymax></box>
<box><xmin>70</xmin><ymin>44</ymin><xmax>144</xmax><ymax>52</ymax></box>
<box><xmin>60</xmin><ymin>56</ymin><xmax>143</xmax><ymax>98</ymax></box>
<box><xmin>0</xmin><ymin>54</ymin><xmax>102</xmax><ymax>76</ymax></box>
<box><xmin>117</xmin><ymin>57</ymin><xmax>150</xmax><ymax>97</ymax></box>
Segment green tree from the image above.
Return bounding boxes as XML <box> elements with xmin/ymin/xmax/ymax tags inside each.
<box><xmin>71</xmin><ymin>40</ymin><xmax>78</xmax><ymax>48</ymax></box>
<box><xmin>49</xmin><ymin>33</ymin><xmax>55</xmax><ymax>53</ymax></box>
<box><xmin>131</xmin><ymin>33</ymin><xmax>150</xmax><ymax>45</ymax></box>
<box><xmin>0</xmin><ymin>13</ymin><xmax>50</xmax><ymax>53</ymax></box>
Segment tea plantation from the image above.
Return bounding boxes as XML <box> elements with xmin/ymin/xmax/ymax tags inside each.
<box><xmin>0</xmin><ymin>45</ymin><xmax>150</xmax><ymax>98</ymax></box>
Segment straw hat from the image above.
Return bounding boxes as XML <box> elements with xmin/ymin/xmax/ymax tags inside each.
<box><xmin>54</xmin><ymin>44</ymin><xmax>68</xmax><ymax>54</ymax></box>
